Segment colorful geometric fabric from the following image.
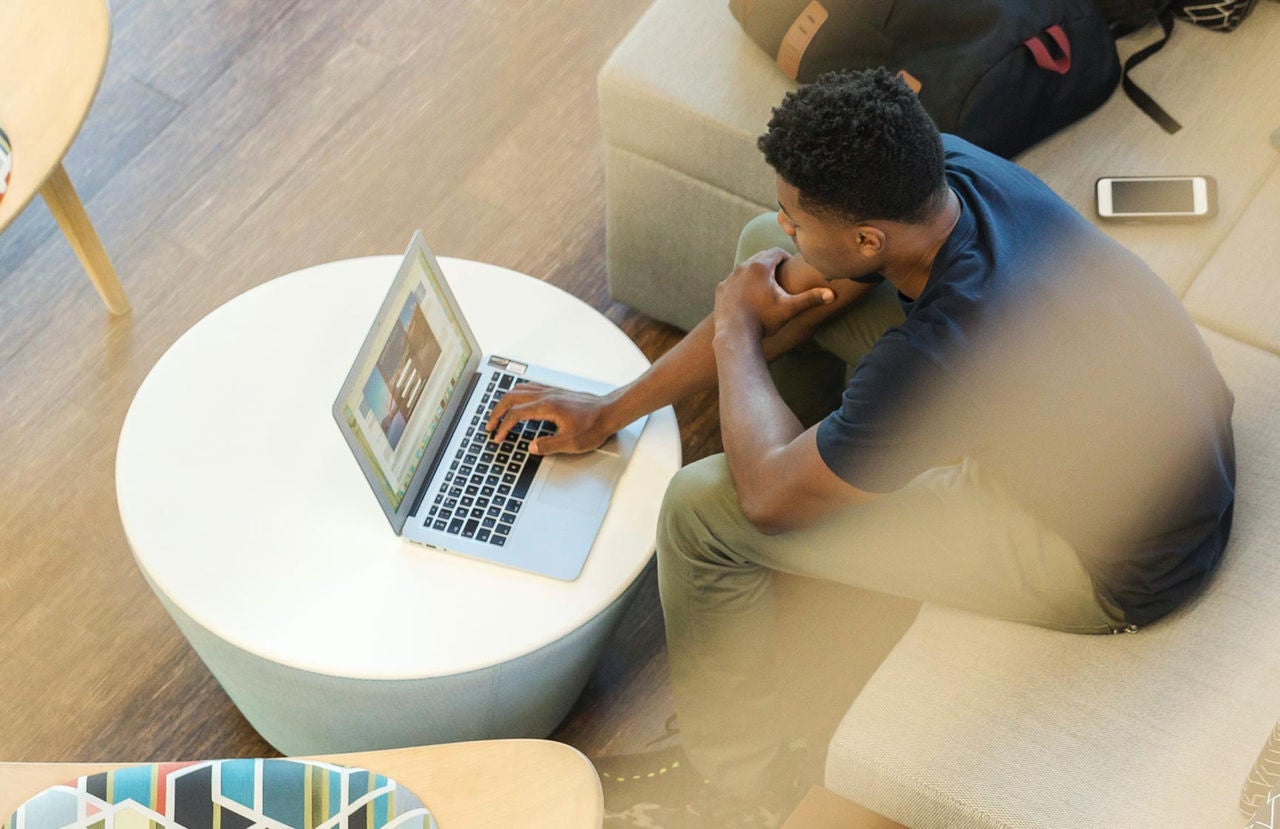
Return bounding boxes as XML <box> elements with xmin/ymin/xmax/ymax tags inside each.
<box><xmin>1247</xmin><ymin>786</ymin><xmax>1280</xmax><ymax>829</ymax></box>
<box><xmin>0</xmin><ymin>123</ymin><xmax>11</xmax><ymax>200</ymax></box>
<box><xmin>2</xmin><ymin>760</ymin><xmax>437</xmax><ymax>829</ymax></box>
<box><xmin>1244</xmin><ymin>722</ymin><xmax>1280</xmax><ymax>817</ymax></box>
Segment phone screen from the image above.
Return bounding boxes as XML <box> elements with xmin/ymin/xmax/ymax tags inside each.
<box><xmin>1110</xmin><ymin>178</ymin><xmax>1196</xmax><ymax>214</ymax></box>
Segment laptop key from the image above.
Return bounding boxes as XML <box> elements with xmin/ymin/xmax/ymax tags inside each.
<box><xmin>482</xmin><ymin>517</ymin><xmax>496</xmax><ymax>529</ymax></box>
<box><xmin>481</xmin><ymin>485</ymin><xmax>495</xmax><ymax>497</ymax></box>
<box><xmin>512</xmin><ymin>456</ymin><xmax>541</xmax><ymax>499</ymax></box>
<box><xmin>433</xmin><ymin>520</ymin><xmax>447</xmax><ymax>531</ymax></box>
<box><xmin>499</xmin><ymin>374</ymin><xmax>515</xmax><ymax>390</ymax></box>
<box><xmin>492</xmin><ymin>536</ymin><xmax>507</xmax><ymax>547</ymax></box>
<box><xmin>448</xmin><ymin>518</ymin><xmax>464</xmax><ymax>534</ymax></box>
<box><xmin>477</xmin><ymin>529</ymin><xmax>491</xmax><ymax>543</ymax></box>
<box><xmin>463</xmin><ymin>520</ymin><xmax>478</xmax><ymax>538</ymax></box>
<box><xmin>501</xmin><ymin>511</ymin><xmax>518</xmax><ymax>523</ymax></box>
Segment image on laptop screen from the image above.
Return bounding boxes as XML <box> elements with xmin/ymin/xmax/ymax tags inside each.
<box><xmin>338</xmin><ymin>252</ymin><xmax>473</xmax><ymax>508</ymax></box>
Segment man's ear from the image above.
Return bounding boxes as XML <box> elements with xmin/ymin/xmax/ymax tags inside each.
<box><xmin>851</xmin><ymin>224</ymin><xmax>886</xmax><ymax>256</ymax></box>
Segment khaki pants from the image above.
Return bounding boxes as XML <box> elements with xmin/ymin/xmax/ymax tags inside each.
<box><xmin>658</xmin><ymin>214</ymin><xmax>1128</xmax><ymax>796</ymax></box>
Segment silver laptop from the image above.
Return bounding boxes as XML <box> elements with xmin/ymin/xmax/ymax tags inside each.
<box><xmin>333</xmin><ymin>232</ymin><xmax>645</xmax><ymax>580</ymax></box>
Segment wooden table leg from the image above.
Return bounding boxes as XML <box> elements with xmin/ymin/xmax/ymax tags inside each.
<box><xmin>39</xmin><ymin>162</ymin><xmax>131</xmax><ymax>315</ymax></box>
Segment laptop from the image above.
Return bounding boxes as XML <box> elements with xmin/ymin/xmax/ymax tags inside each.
<box><xmin>333</xmin><ymin>232</ymin><xmax>646</xmax><ymax>580</ymax></box>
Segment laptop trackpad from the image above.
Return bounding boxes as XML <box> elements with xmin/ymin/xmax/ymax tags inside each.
<box><xmin>536</xmin><ymin>451</ymin><xmax>616</xmax><ymax>515</ymax></box>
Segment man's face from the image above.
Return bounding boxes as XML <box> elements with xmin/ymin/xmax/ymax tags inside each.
<box><xmin>775</xmin><ymin>176</ymin><xmax>883</xmax><ymax>282</ymax></box>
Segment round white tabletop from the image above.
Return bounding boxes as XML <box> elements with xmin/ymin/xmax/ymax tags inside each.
<box><xmin>117</xmin><ymin>257</ymin><xmax>681</xmax><ymax>682</ymax></box>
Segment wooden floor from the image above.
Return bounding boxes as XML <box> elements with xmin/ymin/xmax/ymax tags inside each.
<box><xmin>0</xmin><ymin>0</ymin><xmax>735</xmax><ymax>764</ymax></box>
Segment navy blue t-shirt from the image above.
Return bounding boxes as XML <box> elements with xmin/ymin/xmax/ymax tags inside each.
<box><xmin>815</xmin><ymin>135</ymin><xmax>1235</xmax><ymax>626</ymax></box>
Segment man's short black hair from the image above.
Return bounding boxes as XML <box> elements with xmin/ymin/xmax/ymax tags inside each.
<box><xmin>758</xmin><ymin>68</ymin><xmax>946</xmax><ymax>225</ymax></box>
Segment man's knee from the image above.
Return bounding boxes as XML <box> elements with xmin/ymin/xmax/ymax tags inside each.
<box><xmin>657</xmin><ymin>455</ymin><xmax>740</xmax><ymax>560</ymax></box>
<box><xmin>736</xmin><ymin>212</ymin><xmax>795</xmax><ymax>266</ymax></box>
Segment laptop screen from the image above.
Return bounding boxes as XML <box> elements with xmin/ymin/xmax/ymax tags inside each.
<box><xmin>337</xmin><ymin>250</ymin><xmax>474</xmax><ymax>509</ymax></box>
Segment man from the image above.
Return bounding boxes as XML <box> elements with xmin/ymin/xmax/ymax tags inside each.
<box><xmin>488</xmin><ymin>69</ymin><xmax>1235</xmax><ymax>826</ymax></box>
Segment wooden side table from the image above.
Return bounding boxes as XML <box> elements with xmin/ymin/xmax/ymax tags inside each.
<box><xmin>0</xmin><ymin>0</ymin><xmax>128</xmax><ymax>314</ymax></box>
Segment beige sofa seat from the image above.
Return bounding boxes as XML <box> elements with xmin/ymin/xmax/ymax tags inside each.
<box><xmin>1184</xmin><ymin>165</ymin><xmax>1280</xmax><ymax>355</ymax></box>
<box><xmin>826</xmin><ymin>327</ymin><xmax>1280</xmax><ymax>828</ymax></box>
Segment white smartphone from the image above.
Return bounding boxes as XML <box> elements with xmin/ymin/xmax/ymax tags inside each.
<box><xmin>1095</xmin><ymin>175</ymin><xmax>1217</xmax><ymax>222</ymax></box>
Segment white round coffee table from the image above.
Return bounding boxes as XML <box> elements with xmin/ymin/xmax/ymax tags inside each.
<box><xmin>116</xmin><ymin>256</ymin><xmax>682</xmax><ymax>754</ymax></box>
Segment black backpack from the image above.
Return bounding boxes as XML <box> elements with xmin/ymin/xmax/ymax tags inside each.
<box><xmin>1092</xmin><ymin>0</ymin><xmax>1172</xmax><ymax>34</ymax></box>
<box><xmin>729</xmin><ymin>0</ymin><xmax>1121</xmax><ymax>158</ymax></box>
<box><xmin>1096</xmin><ymin>0</ymin><xmax>1264</xmax><ymax>134</ymax></box>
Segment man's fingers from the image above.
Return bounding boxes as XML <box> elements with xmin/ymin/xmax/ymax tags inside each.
<box><xmin>749</xmin><ymin>246</ymin><xmax>790</xmax><ymax>267</ymax></box>
<box><xmin>492</xmin><ymin>400</ymin><xmax>566</xmax><ymax>445</ymax></box>
<box><xmin>489</xmin><ymin>400</ymin><xmax>538</xmax><ymax>443</ymax></box>
<box><xmin>485</xmin><ymin>385</ymin><xmax>600</xmax><ymax>449</ymax></box>
<box><xmin>491</xmin><ymin>405</ymin><xmax>537</xmax><ymax>443</ymax></box>
<box><xmin>486</xmin><ymin>385</ymin><xmax>547</xmax><ymax>434</ymax></box>
<box><xmin>784</xmin><ymin>285</ymin><xmax>835</xmax><ymax>314</ymax></box>
<box><xmin>529</xmin><ymin>433</ymin><xmax>575</xmax><ymax>456</ymax></box>
<box><xmin>486</xmin><ymin>395</ymin><xmax>516</xmax><ymax>432</ymax></box>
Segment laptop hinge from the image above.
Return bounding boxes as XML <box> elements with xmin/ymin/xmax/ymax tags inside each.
<box><xmin>407</xmin><ymin>369</ymin><xmax>484</xmax><ymax>519</ymax></box>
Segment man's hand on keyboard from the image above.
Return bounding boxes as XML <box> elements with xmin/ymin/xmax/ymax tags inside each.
<box><xmin>486</xmin><ymin>383</ymin><xmax>616</xmax><ymax>455</ymax></box>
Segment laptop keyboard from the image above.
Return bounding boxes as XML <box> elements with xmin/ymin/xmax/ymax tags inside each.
<box><xmin>423</xmin><ymin>372</ymin><xmax>556</xmax><ymax>547</ymax></box>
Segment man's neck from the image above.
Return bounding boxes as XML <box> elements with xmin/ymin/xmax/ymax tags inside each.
<box><xmin>881</xmin><ymin>188</ymin><xmax>961</xmax><ymax>301</ymax></box>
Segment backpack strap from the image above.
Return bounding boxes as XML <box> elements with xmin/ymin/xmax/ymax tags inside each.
<box><xmin>1023</xmin><ymin>25</ymin><xmax>1072</xmax><ymax>75</ymax></box>
<box><xmin>1120</xmin><ymin>8</ymin><xmax>1182</xmax><ymax>133</ymax></box>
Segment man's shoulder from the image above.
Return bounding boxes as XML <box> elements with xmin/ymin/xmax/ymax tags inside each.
<box><xmin>941</xmin><ymin>133</ymin><xmax>1050</xmax><ymax>199</ymax></box>
<box><xmin>939</xmin><ymin>134</ymin><xmax>1095</xmax><ymax>260</ymax></box>
<box><xmin>941</xmin><ymin>134</ymin><xmax>1009</xmax><ymax>170</ymax></box>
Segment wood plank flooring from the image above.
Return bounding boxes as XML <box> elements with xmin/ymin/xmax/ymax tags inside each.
<box><xmin>0</xmin><ymin>0</ymin><xmax>718</xmax><ymax>764</ymax></box>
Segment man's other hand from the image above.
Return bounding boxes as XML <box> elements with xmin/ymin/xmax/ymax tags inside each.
<box><xmin>485</xmin><ymin>383</ymin><xmax>616</xmax><ymax>455</ymax></box>
<box><xmin>714</xmin><ymin>247</ymin><xmax>834</xmax><ymax>339</ymax></box>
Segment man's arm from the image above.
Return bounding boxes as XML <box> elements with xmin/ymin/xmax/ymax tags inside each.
<box><xmin>487</xmin><ymin>251</ymin><xmax>873</xmax><ymax>453</ymax></box>
<box><xmin>712</xmin><ymin>253</ymin><xmax>879</xmax><ymax>534</ymax></box>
